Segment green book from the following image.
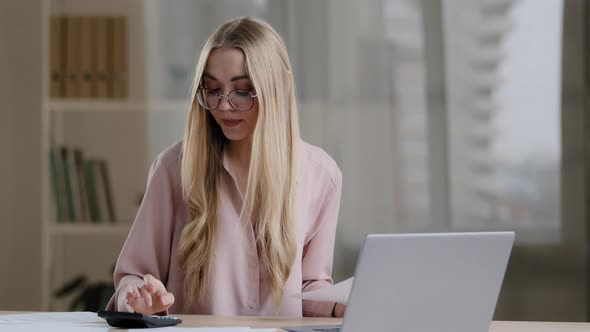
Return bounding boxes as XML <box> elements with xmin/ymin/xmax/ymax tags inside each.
<box><xmin>60</xmin><ymin>147</ymin><xmax>76</xmax><ymax>222</ymax></box>
<box><xmin>49</xmin><ymin>148</ymin><xmax>64</xmax><ymax>222</ymax></box>
<box><xmin>73</xmin><ymin>149</ymin><xmax>90</xmax><ymax>221</ymax></box>
<box><xmin>85</xmin><ymin>160</ymin><xmax>102</xmax><ymax>222</ymax></box>
<box><xmin>98</xmin><ymin>160</ymin><xmax>117</xmax><ymax>222</ymax></box>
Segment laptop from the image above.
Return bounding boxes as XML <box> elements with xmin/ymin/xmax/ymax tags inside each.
<box><xmin>283</xmin><ymin>231</ymin><xmax>514</xmax><ymax>332</ymax></box>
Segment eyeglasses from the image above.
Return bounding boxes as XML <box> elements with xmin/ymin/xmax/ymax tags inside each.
<box><xmin>196</xmin><ymin>88</ymin><xmax>258</xmax><ymax>111</ymax></box>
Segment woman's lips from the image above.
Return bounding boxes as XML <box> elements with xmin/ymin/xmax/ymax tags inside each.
<box><xmin>222</xmin><ymin>119</ymin><xmax>243</xmax><ymax>127</ymax></box>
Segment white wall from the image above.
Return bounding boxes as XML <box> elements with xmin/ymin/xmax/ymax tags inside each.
<box><xmin>0</xmin><ymin>0</ymin><xmax>42</xmax><ymax>310</ymax></box>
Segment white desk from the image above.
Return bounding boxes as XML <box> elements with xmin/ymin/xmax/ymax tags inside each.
<box><xmin>2</xmin><ymin>312</ymin><xmax>590</xmax><ymax>331</ymax></box>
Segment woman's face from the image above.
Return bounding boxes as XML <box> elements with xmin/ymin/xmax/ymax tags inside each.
<box><xmin>203</xmin><ymin>47</ymin><xmax>259</xmax><ymax>142</ymax></box>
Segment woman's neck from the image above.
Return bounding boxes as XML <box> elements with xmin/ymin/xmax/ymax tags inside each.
<box><xmin>226</xmin><ymin>137</ymin><xmax>253</xmax><ymax>172</ymax></box>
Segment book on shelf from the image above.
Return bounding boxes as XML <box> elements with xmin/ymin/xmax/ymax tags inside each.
<box><xmin>111</xmin><ymin>16</ymin><xmax>127</xmax><ymax>99</ymax></box>
<box><xmin>49</xmin><ymin>16</ymin><xmax>66</xmax><ymax>98</ymax></box>
<box><xmin>98</xmin><ymin>160</ymin><xmax>117</xmax><ymax>222</ymax></box>
<box><xmin>49</xmin><ymin>15</ymin><xmax>127</xmax><ymax>100</ymax></box>
<box><xmin>84</xmin><ymin>159</ymin><xmax>101</xmax><ymax>222</ymax></box>
<box><xmin>79</xmin><ymin>17</ymin><xmax>94</xmax><ymax>98</ymax></box>
<box><xmin>92</xmin><ymin>16</ymin><xmax>111</xmax><ymax>98</ymax></box>
<box><xmin>66</xmin><ymin>147</ymin><xmax>85</xmax><ymax>222</ymax></box>
<box><xmin>60</xmin><ymin>147</ymin><xmax>76</xmax><ymax>222</ymax></box>
<box><xmin>64</xmin><ymin>16</ymin><xmax>82</xmax><ymax>98</ymax></box>
<box><xmin>93</xmin><ymin>160</ymin><xmax>109</xmax><ymax>222</ymax></box>
<box><xmin>49</xmin><ymin>148</ymin><xmax>66</xmax><ymax>222</ymax></box>
<box><xmin>73</xmin><ymin>149</ymin><xmax>91</xmax><ymax>221</ymax></box>
<box><xmin>50</xmin><ymin>146</ymin><xmax>117</xmax><ymax>224</ymax></box>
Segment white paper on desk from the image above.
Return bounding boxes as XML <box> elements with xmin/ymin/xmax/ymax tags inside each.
<box><xmin>0</xmin><ymin>312</ymin><xmax>104</xmax><ymax>325</ymax></box>
<box><xmin>130</xmin><ymin>328</ymin><xmax>276</xmax><ymax>332</ymax></box>
<box><xmin>291</xmin><ymin>277</ymin><xmax>354</xmax><ymax>304</ymax></box>
<box><xmin>1</xmin><ymin>323</ymin><xmax>110</xmax><ymax>331</ymax></box>
<box><xmin>0</xmin><ymin>312</ymin><xmax>110</xmax><ymax>331</ymax></box>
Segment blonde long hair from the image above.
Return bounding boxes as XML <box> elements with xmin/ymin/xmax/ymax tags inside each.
<box><xmin>178</xmin><ymin>17</ymin><xmax>300</xmax><ymax>311</ymax></box>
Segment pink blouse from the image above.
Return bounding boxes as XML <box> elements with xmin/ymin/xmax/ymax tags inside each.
<box><xmin>107</xmin><ymin>140</ymin><xmax>343</xmax><ymax>317</ymax></box>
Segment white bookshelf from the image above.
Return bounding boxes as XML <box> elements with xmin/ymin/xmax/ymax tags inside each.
<box><xmin>47</xmin><ymin>100</ymin><xmax>189</xmax><ymax>113</ymax></box>
<box><xmin>39</xmin><ymin>0</ymin><xmax>189</xmax><ymax>311</ymax></box>
<box><xmin>48</xmin><ymin>222</ymin><xmax>133</xmax><ymax>236</ymax></box>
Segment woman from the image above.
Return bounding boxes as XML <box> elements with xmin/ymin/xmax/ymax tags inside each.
<box><xmin>107</xmin><ymin>16</ymin><xmax>344</xmax><ymax>318</ymax></box>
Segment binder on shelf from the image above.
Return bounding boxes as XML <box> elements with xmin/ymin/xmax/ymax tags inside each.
<box><xmin>79</xmin><ymin>17</ymin><xmax>94</xmax><ymax>98</ymax></box>
<box><xmin>111</xmin><ymin>16</ymin><xmax>127</xmax><ymax>99</ymax></box>
<box><xmin>92</xmin><ymin>16</ymin><xmax>111</xmax><ymax>98</ymax></box>
<box><xmin>50</xmin><ymin>14</ymin><xmax>128</xmax><ymax>100</ymax></box>
<box><xmin>49</xmin><ymin>16</ymin><xmax>66</xmax><ymax>98</ymax></box>
<box><xmin>64</xmin><ymin>16</ymin><xmax>82</xmax><ymax>98</ymax></box>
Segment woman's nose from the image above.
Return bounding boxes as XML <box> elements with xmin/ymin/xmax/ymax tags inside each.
<box><xmin>217</xmin><ymin>95</ymin><xmax>234</xmax><ymax>112</ymax></box>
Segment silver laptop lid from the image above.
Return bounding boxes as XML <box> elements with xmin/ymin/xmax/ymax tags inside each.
<box><xmin>342</xmin><ymin>232</ymin><xmax>514</xmax><ymax>332</ymax></box>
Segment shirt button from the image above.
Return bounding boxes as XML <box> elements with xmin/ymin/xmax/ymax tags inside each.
<box><xmin>249</xmin><ymin>257</ymin><xmax>257</xmax><ymax>267</ymax></box>
<box><xmin>249</xmin><ymin>303</ymin><xmax>257</xmax><ymax>309</ymax></box>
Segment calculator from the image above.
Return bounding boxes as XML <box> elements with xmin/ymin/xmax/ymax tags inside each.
<box><xmin>98</xmin><ymin>310</ymin><xmax>182</xmax><ymax>328</ymax></box>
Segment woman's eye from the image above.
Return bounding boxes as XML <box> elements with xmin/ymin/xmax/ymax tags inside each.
<box><xmin>235</xmin><ymin>86</ymin><xmax>253</xmax><ymax>91</ymax></box>
<box><xmin>234</xmin><ymin>90</ymin><xmax>251</xmax><ymax>97</ymax></box>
